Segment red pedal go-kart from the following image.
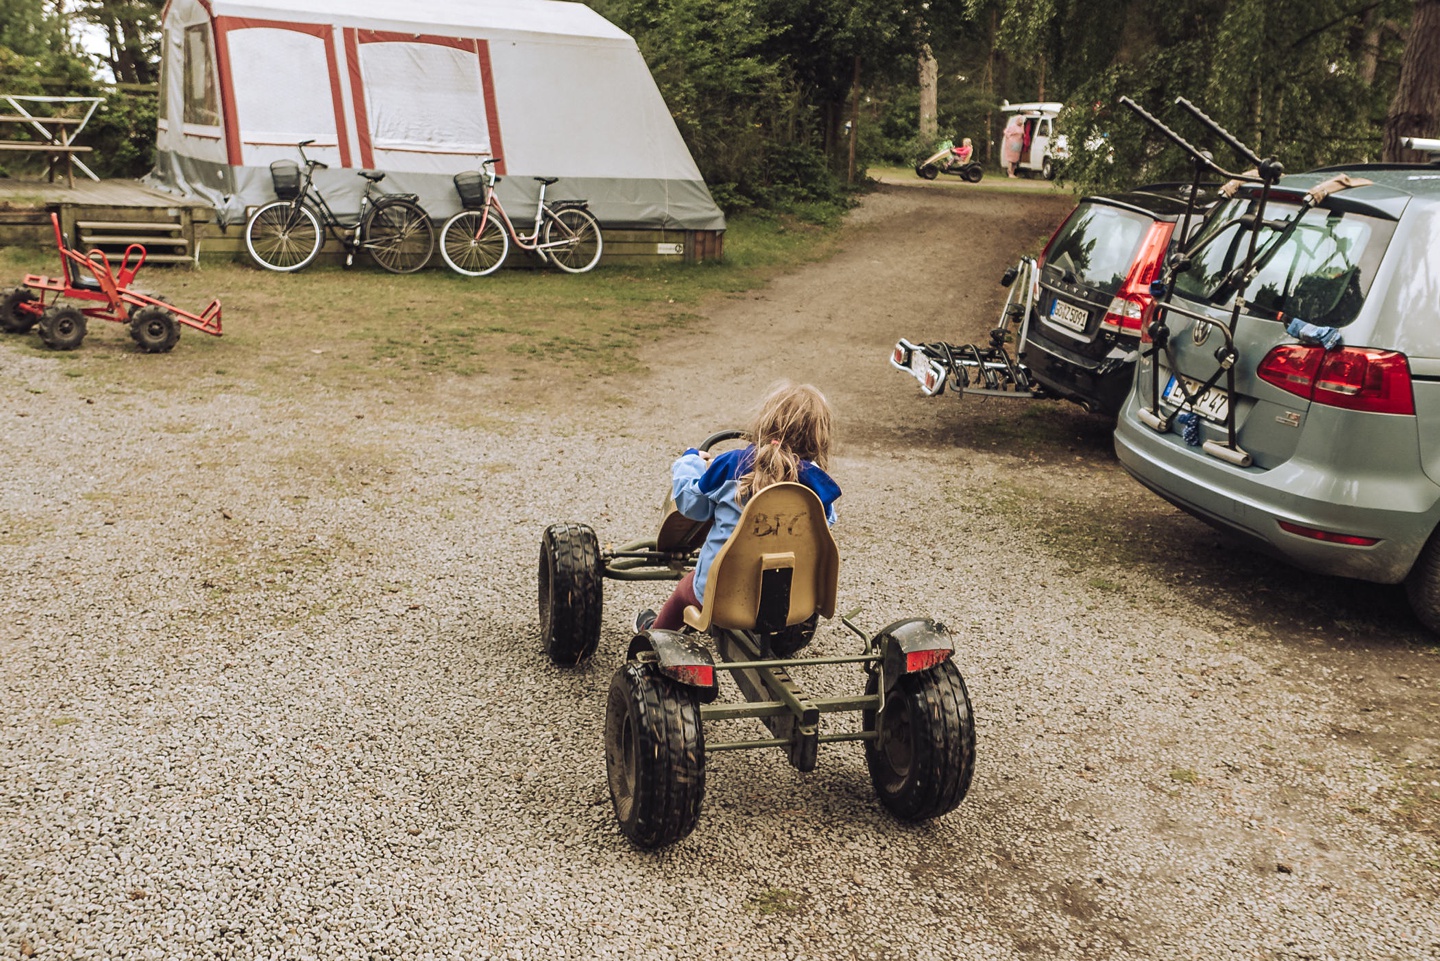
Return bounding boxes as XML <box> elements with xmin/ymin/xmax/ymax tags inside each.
<box><xmin>1</xmin><ymin>213</ymin><xmax>221</xmax><ymax>352</ymax></box>
<box><xmin>539</xmin><ymin>431</ymin><xmax>977</xmax><ymax>848</ymax></box>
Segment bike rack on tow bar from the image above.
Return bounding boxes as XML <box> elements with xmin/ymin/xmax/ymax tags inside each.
<box><xmin>890</xmin><ymin>255</ymin><xmax>1045</xmax><ymax>401</ymax></box>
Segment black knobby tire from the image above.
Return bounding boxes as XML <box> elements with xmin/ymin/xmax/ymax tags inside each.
<box><xmin>538</xmin><ymin>523</ymin><xmax>603</xmax><ymax>664</ymax></box>
<box><xmin>916</xmin><ymin>163</ymin><xmax>940</xmax><ymax>181</ymax></box>
<box><xmin>37</xmin><ymin>305</ymin><xmax>86</xmax><ymax>351</ymax></box>
<box><xmin>129</xmin><ymin>305</ymin><xmax>181</xmax><ymax>353</ymax></box>
<box><xmin>964</xmin><ymin>164</ymin><xmax>984</xmax><ymax>183</ymax></box>
<box><xmin>542</xmin><ymin>207</ymin><xmax>603</xmax><ymax>274</ymax></box>
<box><xmin>363</xmin><ymin>199</ymin><xmax>435</xmax><ymax>274</ymax></box>
<box><xmin>605</xmin><ymin>661</ymin><xmax>705</xmax><ymax>848</ymax></box>
<box><xmin>1405</xmin><ymin>526</ymin><xmax>1440</xmax><ymax>636</ymax></box>
<box><xmin>1</xmin><ymin>287</ymin><xmax>41</xmax><ymax>334</ymax></box>
<box><xmin>864</xmin><ymin>659</ymin><xmax>975</xmax><ymax>821</ymax></box>
<box><xmin>245</xmin><ymin>200</ymin><xmax>323</xmax><ymax>272</ymax></box>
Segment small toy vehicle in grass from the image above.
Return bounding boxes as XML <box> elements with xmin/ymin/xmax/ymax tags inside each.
<box><xmin>539</xmin><ymin>430</ymin><xmax>976</xmax><ymax>848</ymax></box>
<box><xmin>0</xmin><ymin>213</ymin><xmax>221</xmax><ymax>352</ymax></box>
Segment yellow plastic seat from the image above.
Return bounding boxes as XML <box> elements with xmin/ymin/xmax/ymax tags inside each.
<box><xmin>683</xmin><ymin>482</ymin><xmax>838</xmax><ymax>633</ymax></box>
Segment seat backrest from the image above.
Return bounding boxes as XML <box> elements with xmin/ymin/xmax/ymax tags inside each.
<box><xmin>683</xmin><ymin>482</ymin><xmax>838</xmax><ymax>633</ymax></box>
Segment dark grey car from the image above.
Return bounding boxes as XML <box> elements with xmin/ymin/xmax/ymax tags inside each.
<box><xmin>1024</xmin><ymin>184</ymin><xmax>1215</xmax><ymax>417</ymax></box>
<box><xmin>1113</xmin><ymin>162</ymin><xmax>1440</xmax><ymax>632</ymax></box>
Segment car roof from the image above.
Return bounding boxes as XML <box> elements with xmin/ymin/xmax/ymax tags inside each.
<box><xmin>1228</xmin><ymin>164</ymin><xmax>1440</xmax><ymax>220</ymax></box>
<box><xmin>1080</xmin><ymin>182</ymin><xmax>1221</xmax><ymax>221</ymax></box>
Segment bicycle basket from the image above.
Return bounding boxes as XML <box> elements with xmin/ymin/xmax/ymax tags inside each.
<box><xmin>270</xmin><ymin>160</ymin><xmax>302</xmax><ymax>201</ymax></box>
<box><xmin>453</xmin><ymin>171</ymin><xmax>488</xmax><ymax>210</ymax></box>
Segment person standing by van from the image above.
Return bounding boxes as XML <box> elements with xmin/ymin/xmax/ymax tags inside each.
<box><xmin>1002</xmin><ymin>115</ymin><xmax>1025</xmax><ymax>177</ymax></box>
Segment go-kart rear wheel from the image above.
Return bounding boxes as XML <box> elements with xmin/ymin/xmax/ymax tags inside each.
<box><xmin>538</xmin><ymin>522</ymin><xmax>603</xmax><ymax>664</ymax></box>
<box><xmin>605</xmin><ymin>660</ymin><xmax>705</xmax><ymax>848</ymax></box>
<box><xmin>963</xmin><ymin>164</ymin><xmax>984</xmax><ymax>183</ymax></box>
<box><xmin>129</xmin><ymin>305</ymin><xmax>180</xmax><ymax>353</ymax></box>
<box><xmin>37</xmin><ymin>305</ymin><xmax>86</xmax><ymax>351</ymax></box>
<box><xmin>864</xmin><ymin>660</ymin><xmax>975</xmax><ymax>821</ymax></box>
<box><xmin>1</xmin><ymin>288</ymin><xmax>40</xmax><ymax>334</ymax></box>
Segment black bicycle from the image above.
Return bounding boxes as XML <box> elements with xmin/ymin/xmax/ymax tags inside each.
<box><xmin>244</xmin><ymin>140</ymin><xmax>434</xmax><ymax>273</ymax></box>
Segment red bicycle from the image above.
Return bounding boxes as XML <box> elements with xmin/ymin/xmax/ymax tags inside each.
<box><xmin>438</xmin><ymin>159</ymin><xmax>603</xmax><ymax>276</ymax></box>
<box><xmin>1</xmin><ymin>213</ymin><xmax>221</xmax><ymax>352</ymax></box>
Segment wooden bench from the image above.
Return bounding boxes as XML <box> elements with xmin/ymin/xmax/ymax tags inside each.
<box><xmin>0</xmin><ymin>97</ymin><xmax>101</xmax><ymax>188</ymax></box>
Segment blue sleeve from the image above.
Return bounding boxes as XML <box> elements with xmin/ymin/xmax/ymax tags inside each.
<box><xmin>671</xmin><ymin>452</ymin><xmax>714</xmax><ymax>521</ymax></box>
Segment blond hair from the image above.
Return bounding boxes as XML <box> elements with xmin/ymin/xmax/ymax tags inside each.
<box><xmin>737</xmin><ymin>382</ymin><xmax>833</xmax><ymax>502</ymax></box>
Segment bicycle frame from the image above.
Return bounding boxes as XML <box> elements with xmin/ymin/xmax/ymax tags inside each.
<box><xmin>288</xmin><ymin>155</ymin><xmax>379</xmax><ymax>245</ymax></box>
<box><xmin>464</xmin><ymin>161</ymin><xmax>588</xmax><ymax>254</ymax></box>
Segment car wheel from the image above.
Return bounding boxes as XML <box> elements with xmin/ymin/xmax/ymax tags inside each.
<box><xmin>538</xmin><ymin>522</ymin><xmax>603</xmax><ymax>664</ymax></box>
<box><xmin>1405</xmin><ymin>528</ymin><xmax>1440</xmax><ymax>636</ymax></box>
<box><xmin>1042</xmin><ymin>158</ymin><xmax>1056</xmax><ymax>180</ymax></box>
<box><xmin>863</xmin><ymin>659</ymin><xmax>975</xmax><ymax>821</ymax></box>
<box><xmin>605</xmin><ymin>660</ymin><xmax>705</xmax><ymax>848</ymax></box>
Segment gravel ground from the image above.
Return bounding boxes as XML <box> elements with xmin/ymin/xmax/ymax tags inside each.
<box><xmin>2</xmin><ymin>181</ymin><xmax>1438</xmax><ymax>960</ymax></box>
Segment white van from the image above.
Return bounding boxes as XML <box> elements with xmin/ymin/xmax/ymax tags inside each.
<box><xmin>1000</xmin><ymin>100</ymin><xmax>1066</xmax><ymax>179</ymax></box>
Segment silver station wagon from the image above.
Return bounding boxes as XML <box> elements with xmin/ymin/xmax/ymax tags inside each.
<box><xmin>1113</xmin><ymin>159</ymin><xmax>1440</xmax><ymax>633</ymax></box>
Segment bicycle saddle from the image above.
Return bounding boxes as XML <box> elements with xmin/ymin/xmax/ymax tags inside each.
<box><xmin>357</xmin><ymin>170</ymin><xmax>386</xmax><ymax>182</ymax></box>
<box><xmin>533</xmin><ymin>176</ymin><xmax>559</xmax><ymax>186</ymax></box>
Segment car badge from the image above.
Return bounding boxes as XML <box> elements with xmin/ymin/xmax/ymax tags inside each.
<box><xmin>1192</xmin><ymin>320</ymin><xmax>1212</xmax><ymax>346</ymax></box>
<box><xmin>1276</xmin><ymin>411</ymin><xmax>1302</xmax><ymax>428</ymax></box>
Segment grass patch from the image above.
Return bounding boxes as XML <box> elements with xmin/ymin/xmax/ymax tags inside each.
<box><xmin>0</xmin><ymin>211</ymin><xmax>841</xmax><ymax>404</ymax></box>
<box><xmin>1169</xmin><ymin>768</ymin><xmax>1200</xmax><ymax>785</ymax></box>
<box><xmin>749</xmin><ymin>887</ymin><xmax>806</xmax><ymax>916</ymax></box>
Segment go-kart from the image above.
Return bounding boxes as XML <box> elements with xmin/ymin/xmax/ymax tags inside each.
<box><xmin>538</xmin><ymin>431</ymin><xmax>976</xmax><ymax>848</ymax></box>
<box><xmin>915</xmin><ymin>139</ymin><xmax>984</xmax><ymax>182</ymax></box>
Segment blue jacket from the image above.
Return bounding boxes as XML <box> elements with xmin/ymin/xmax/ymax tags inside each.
<box><xmin>671</xmin><ymin>446</ymin><xmax>841</xmax><ymax>603</ymax></box>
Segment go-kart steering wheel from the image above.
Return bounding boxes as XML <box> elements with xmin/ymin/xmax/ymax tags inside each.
<box><xmin>698</xmin><ymin>429</ymin><xmax>749</xmax><ymax>452</ymax></box>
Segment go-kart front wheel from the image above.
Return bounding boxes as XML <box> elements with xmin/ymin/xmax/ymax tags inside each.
<box><xmin>915</xmin><ymin>163</ymin><xmax>940</xmax><ymax>180</ymax></box>
<box><xmin>605</xmin><ymin>661</ymin><xmax>705</xmax><ymax>848</ymax></box>
<box><xmin>538</xmin><ymin>522</ymin><xmax>603</xmax><ymax>664</ymax></box>
<box><xmin>864</xmin><ymin>660</ymin><xmax>975</xmax><ymax>821</ymax></box>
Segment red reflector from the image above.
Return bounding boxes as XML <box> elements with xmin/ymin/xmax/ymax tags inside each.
<box><xmin>1277</xmin><ymin>520</ymin><xmax>1380</xmax><ymax>546</ymax></box>
<box><xmin>666</xmin><ymin>664</ymin><xmax>714</xmax><ymax>687</ymax></box>
<box><xmin>904</xmin><ymin>648</ymin><xmax>951</xmax><ymax>673</ymax></box>
<box><xmin>892</xmin><ymin>345</ymin><xmax>906</xmax><ymax>366</ymax></box>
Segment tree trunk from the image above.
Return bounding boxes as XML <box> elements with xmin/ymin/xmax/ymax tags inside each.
<box><xmin>847</xmin><ymin>55</ymin><xmax>861</xmax><ymax>185</ymax></box>
<box><xmin>918</xmin><ymin>44</ymin><xmax>938</xmax><ymax>144</ymax></box>
<box><xmin>1384</xmin><ymin>0</ymin><xmax>1440</xmax><ymax>161</ymax></box>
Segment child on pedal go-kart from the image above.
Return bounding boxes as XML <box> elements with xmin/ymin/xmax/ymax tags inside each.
<box><xmin>636</xmin><ymin>382</ymin><xmax>842</xmax><ymax>640</ymax></box>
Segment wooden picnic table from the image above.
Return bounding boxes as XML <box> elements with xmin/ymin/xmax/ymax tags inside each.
<box><xmin>0</xmin><ymin>96</ymin><xmax>102</xmax><ymax>188</ymax></box>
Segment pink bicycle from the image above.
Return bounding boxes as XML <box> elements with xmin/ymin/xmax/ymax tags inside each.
<box><xmin>439</xmin><ymin>159</ymin><xmax>604</xmax><ymax>276</ymax></box>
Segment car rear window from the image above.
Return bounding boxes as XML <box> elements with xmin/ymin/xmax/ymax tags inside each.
<box><xmin>1173</xmin><ymin>198</ymin><xmax>1395</xmax><ymax>327</ymax></box>
<box><xmin>1043</xmin><ymin>203</ymin><xmax>1152</xmax><ymax>296</ymax></box>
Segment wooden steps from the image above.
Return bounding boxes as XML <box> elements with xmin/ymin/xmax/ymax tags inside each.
<box><xmin>75</xmin><ymin>217</ymin><xmax>194</xmax><ymax>266</ymax></box>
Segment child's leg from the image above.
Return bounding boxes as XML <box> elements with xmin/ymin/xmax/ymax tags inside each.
<box><xmin>652</xmin><ymin>570</ymin><xmax>700</xmax><ymax>631</ymax></box>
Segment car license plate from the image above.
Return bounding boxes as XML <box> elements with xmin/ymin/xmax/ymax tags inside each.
<box><xmin>1163</xmin><ymin>370</ymin><xmax>1229</xmax><ymax>422</ymax></box>
<box><xmin>1049</xmin><ymin>299</ymin><xmax>1089</xmax><ymax>332</ymax></box>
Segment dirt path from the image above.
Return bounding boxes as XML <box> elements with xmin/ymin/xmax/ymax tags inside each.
<box><xmin>1</xmin><ymin>179</ymin><xmax>1436</xmax><ymax>961</ymax></box>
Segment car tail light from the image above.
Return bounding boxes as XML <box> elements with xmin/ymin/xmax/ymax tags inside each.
<box><xmin>1101</xmin><ymin>222</ymin><xmax>1173</xmax><ymax>336</ymax></box>
<box><xmin>1277</xmin><ymin>520</ymin><xmax>1380</xmax><ymax>547</ymax></box>
<box><xmin>1258</xmin><ymin>345</ymin><xmax>1414</xmax><ymax>415</ymax></box>
<box><xmin>904</xmin><ymin>648</ymin><xmax>951</xmax><ymax>673</ymax></box>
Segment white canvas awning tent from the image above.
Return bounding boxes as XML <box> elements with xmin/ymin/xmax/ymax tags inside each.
<box><xmin>147</xmin><ymin>0</ymin><xmax>725</xmax><ymax>231</ymax></box>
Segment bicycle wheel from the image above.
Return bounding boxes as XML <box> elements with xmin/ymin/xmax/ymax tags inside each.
<box><xmin>363</xmin><ymin>199</ymin><xmax>434</xmax><ymax>273</ymax></box>
<box><xmin>542</xmin><ymin>207</ymin><xmax>603</xmax><ymax>274</ymax></box>
<box><xmin>439</xmin><ymin>210</ymin><xmax>510</xmax><ymax>277</ymax></box>
<box><xmin>245</xmin><ymin>201</ymin><xmax>322</xmax><ymax>272</ymax></box>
